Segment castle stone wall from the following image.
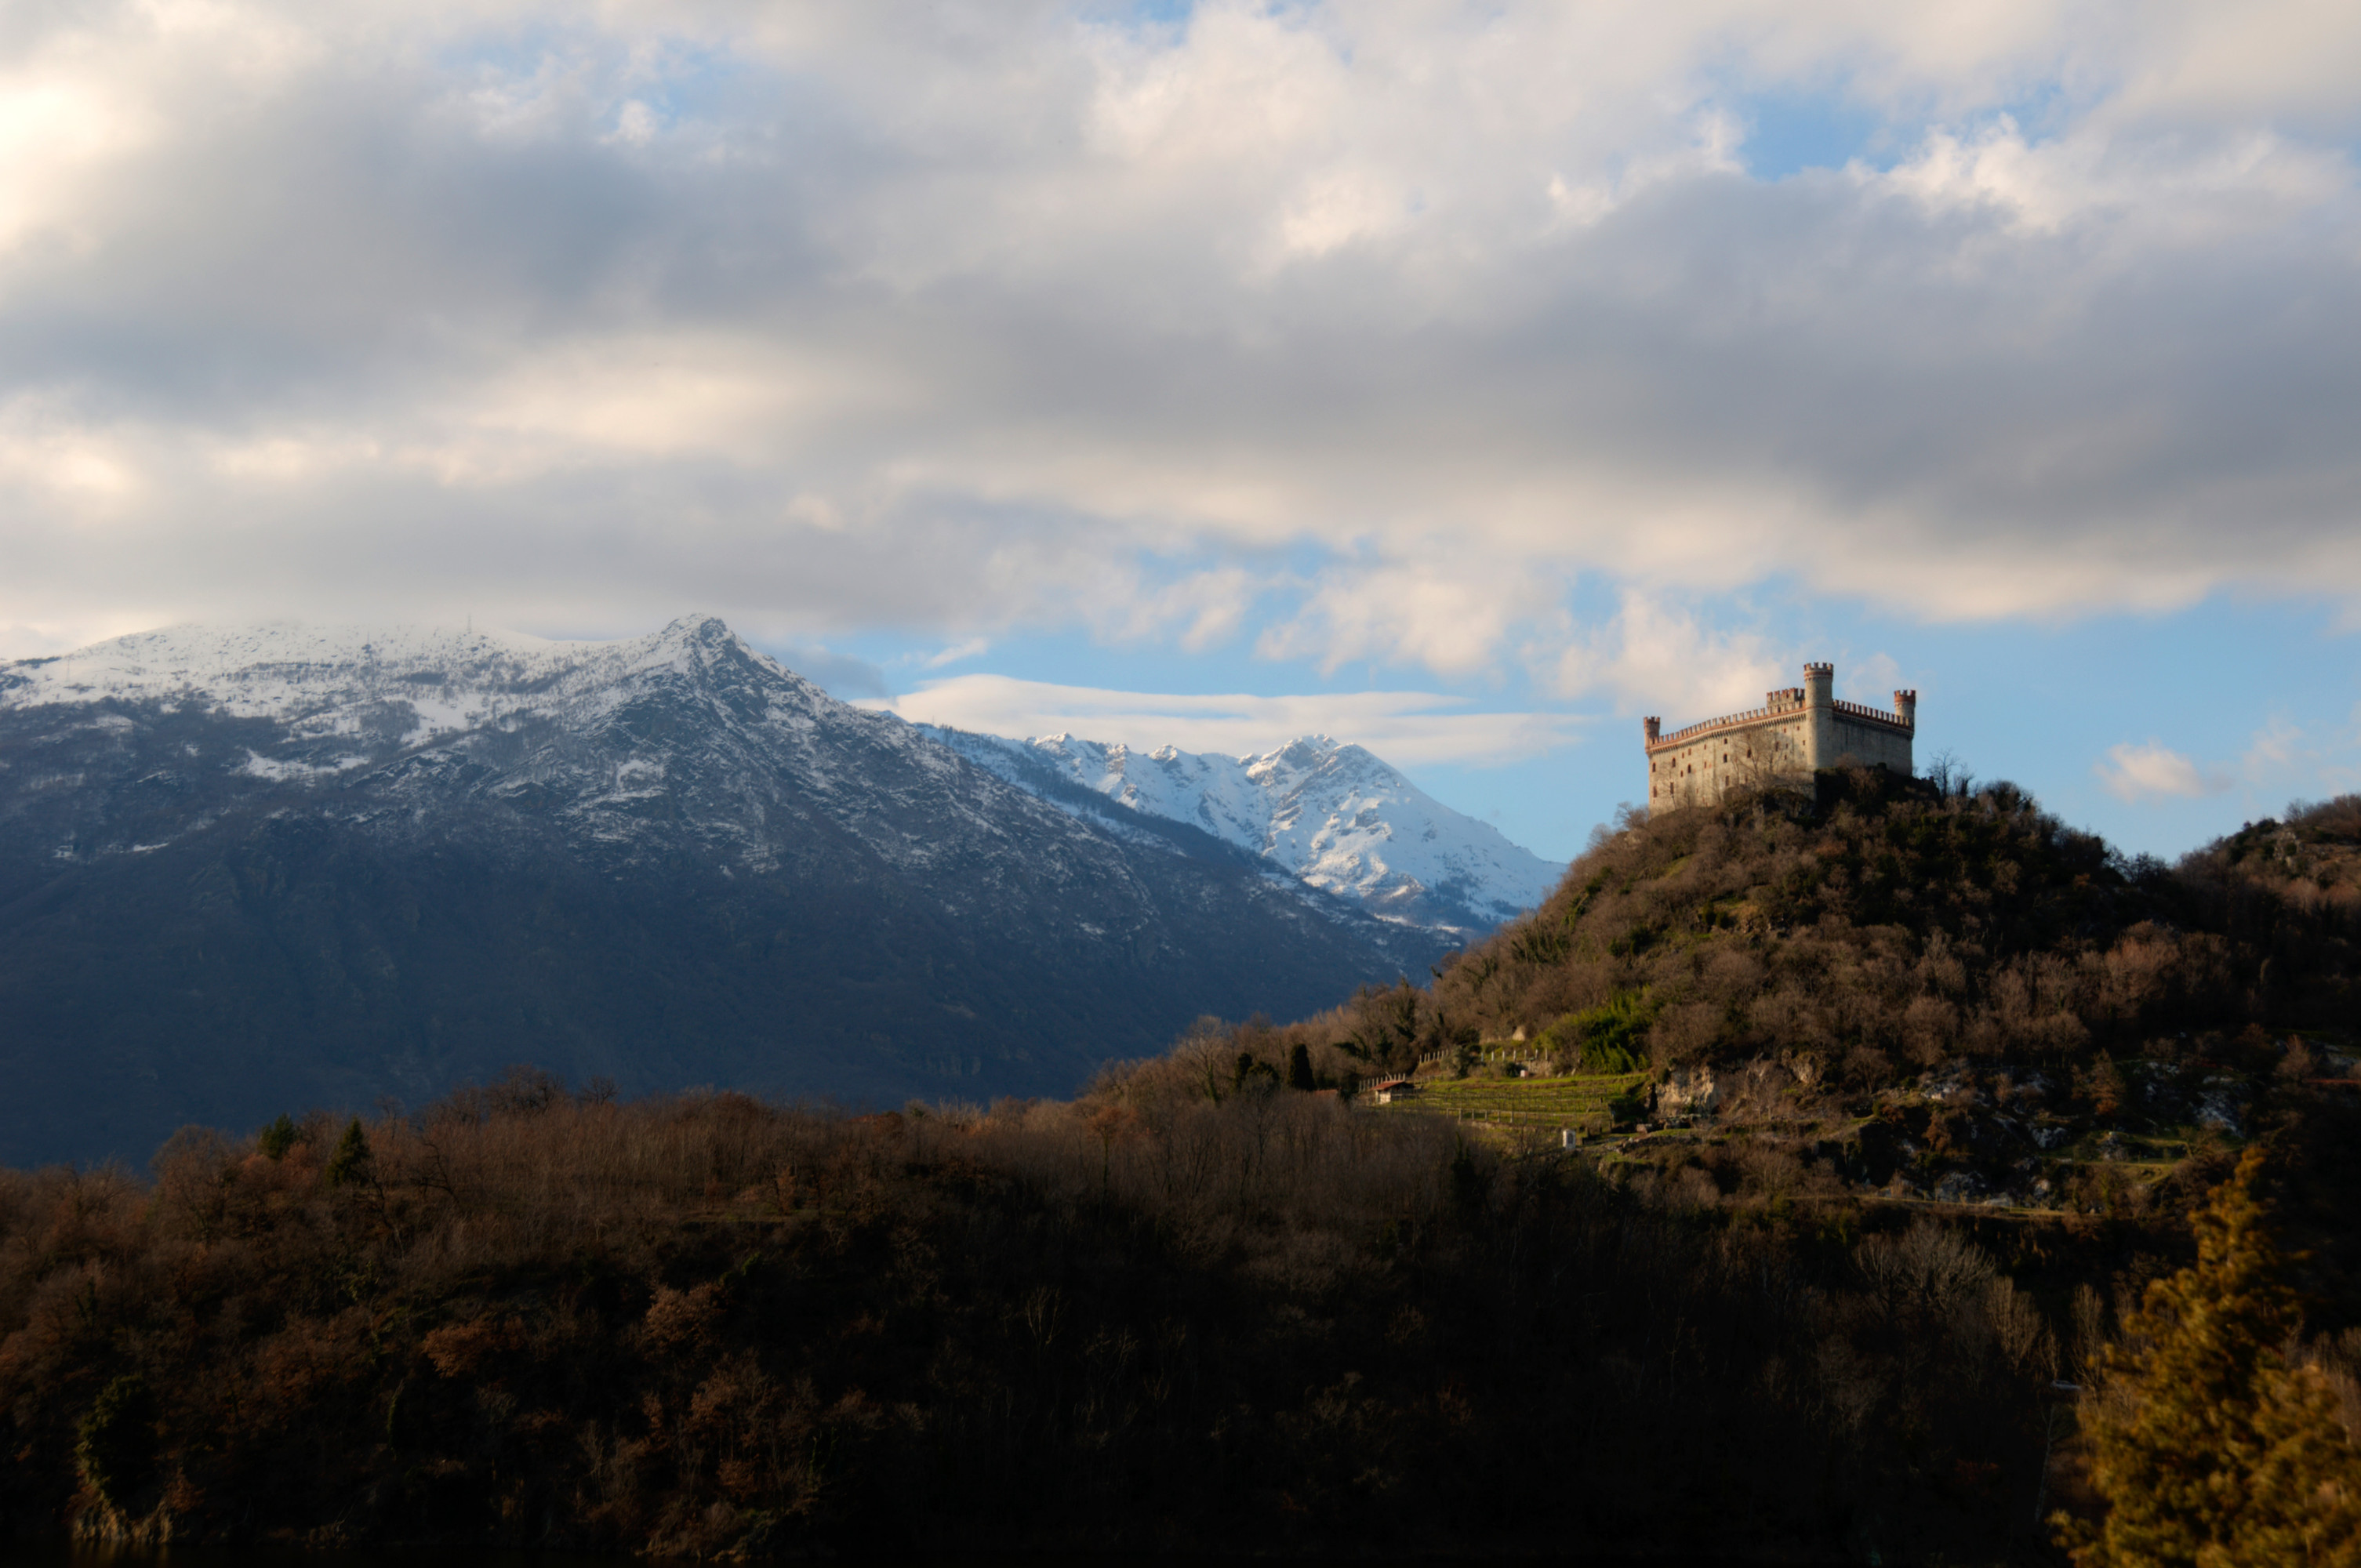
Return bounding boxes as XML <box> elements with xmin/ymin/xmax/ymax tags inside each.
<box><xmin>1829</xmin><ymin>708</ymin><xmax>1913</xmax><ymax>775</ymax></box>
<box><xmin>1646</xmin><ymin>710</ymin><xmax>1808</xmax><ymax>811</ymax></box>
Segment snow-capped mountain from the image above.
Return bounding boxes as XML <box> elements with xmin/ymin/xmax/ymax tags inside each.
<box><xmin>922</xmin><ymin>729</ymin><xmax>1564</xmax><ymax>937</ymax></box>
<box><xmin>0</xmin><ymin>616</ymin><xmax>1445</xmax><ymax>1166</ymax></box>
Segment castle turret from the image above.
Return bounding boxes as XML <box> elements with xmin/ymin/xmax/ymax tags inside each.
<box><xmin>1802</xmin><ymin>662</ymin><xmax>1836</xmax><ymax>771</ymax></box>
<box><xmin>1644</xmin><ymin>716</ymin><xmax>1661</xmax><ymax>742</ymax></box>
<box><xmin>1894</xmin><ymin>690</ymin><xmax>1916</xmax><ymax>729</ymax></box>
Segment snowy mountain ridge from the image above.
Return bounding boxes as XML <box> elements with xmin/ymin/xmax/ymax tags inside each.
<box><xmin>922</xmin><ymin>728</ymin><xmax>1564</xmax><ymax>937</ymax></box>
<box><xmin>5</xmin><ymin>619</ymin><xmax>750</xmax><ymax>746</ymax></box>
<box><xmin>1</xmin><ymin>615</ymin><xmax>953</xmax><ymax>878</ymax></box>
<box><xmin>4</xmin><ymin>616</ymin><xmax>1566</xmax><ymax>939</ymax></box>
<box><xmin>0</xmin><ymin>614</ymin><xmax>1453</xmax><ymax>1165</ymax></box>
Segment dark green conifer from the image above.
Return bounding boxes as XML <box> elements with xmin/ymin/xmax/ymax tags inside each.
<box><xmin>1287</xmin><ymin>1043</ymin><xmax>1316</xmax><ymax>1092</ymax></box>
<box><xmin>257</xmin><ymin>1113</ymin><xmax>299</xmax><ymax>1160</ymax></box>
<box><xmin>2059</xmin><ymin>1149</ymin><xmax>2361</xmax><ymax>1566</ymax></box>
<box><xmin>324</xmin><ymin>1117</ymin><xmax>373</xmax><ymax>1188</ymax></box>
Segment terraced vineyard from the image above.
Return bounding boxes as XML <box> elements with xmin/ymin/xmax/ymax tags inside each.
<box><xmin>1371</xmin><ymin>1071</ymin><xmax>1651</xmax><ymax>1133</ymax></box>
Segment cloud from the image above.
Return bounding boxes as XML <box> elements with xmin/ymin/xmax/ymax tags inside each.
<box><xmin>2096</xmin><ymin>741</ymin><xmax>2233</xmax><ymax>803</ymax></box>
<box><xmin>2241</xmin><ymin>717</ymin><xmax>2306</xmax><ymax>782</ymax></box>
<box><xmin>768</xmin><ymin>643</ymin><xmax>894</xmax><ymax>702</ymax></box>
<box><xmin>1259</xmin><ymin>561</ymin><xmax>1567</xmax><ymax>677</ymax></box>
<box><xmin>920</xmin><ymin>637</ymin><xmax>990</xmax><ymax>670</ymax></box>
<box><xmin>2229</xmin><ymin>715</ymin><xmax>2361</xmax><ymax>803</ymax></box>
<box><xmin>5</xmin><ymin>2</ymin><xmax>2361</xmax><ymax>668</ymax></box>
<box><xmin>1538</xmin><ymin>590</ymin><xmax>1793</xmax><ymax>719</ymax></box>
<box><xmin>872</xmin><ymin>674</ymin><xmax>1586</xmax><ymax>768</ymax></box>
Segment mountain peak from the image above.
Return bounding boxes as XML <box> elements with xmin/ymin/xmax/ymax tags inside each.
<box><xmin>922</xmin><ymin>726</ymin><xmax>1565</xmax><ymax>936</ymax></box>
<box><xmin>653</xmin><ymin>612</ymin><xmax>738</xmax><ymax>648</ymax></box>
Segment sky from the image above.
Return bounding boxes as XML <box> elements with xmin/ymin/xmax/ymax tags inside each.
<box><xmin>4</xmin><ymin>1</ymin><xmax>2360</xmax><ymax>865</ymax></box>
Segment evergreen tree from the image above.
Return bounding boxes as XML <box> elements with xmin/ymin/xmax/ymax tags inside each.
<box><xmin>256</xmin><ymin>1113</ymin><xmax>299</xmax><ymax>1160</ymax></box>
<box><xmin>324</xmin><ymin>1117</ymin><xmax>373</xmax><ymax>1189</ymax></box>
<box><xmin>2058</xmin><ymin>1148</ymin><xmax>2361</xmax><ymax>1566</ymax></box>
<box><xmin>1287</xmin><ymin>1043</ymin><xmax>1317</xmax><ymax>1092</ymax></box>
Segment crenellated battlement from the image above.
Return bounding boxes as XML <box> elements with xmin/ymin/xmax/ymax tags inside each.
<box><xmin>1647</xmin><ymin>702</ymin><xmax>1793</xmax><ymax>750</ymax></box>
<box><xmin>1831</xmin><ymin>698</ymin><xmax>1912</xmax><ymax>732</ymax></box>
<box><xmin>1644</xmin><ymin>662</ymin><xmax>1917</xmax><ymax>811</ymax></box>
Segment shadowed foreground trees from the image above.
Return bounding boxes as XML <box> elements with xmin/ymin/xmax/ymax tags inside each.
<box><xmin>2</xmin><ymin>1074</ymin><xmax>2076</xmax><ymax>1562</ymax></box>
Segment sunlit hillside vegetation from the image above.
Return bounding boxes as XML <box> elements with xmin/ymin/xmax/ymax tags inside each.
<box><xmin>1208</xmin><ymin>771</ymin><xmax>2358</xmax><ymax>1109</ymax></box>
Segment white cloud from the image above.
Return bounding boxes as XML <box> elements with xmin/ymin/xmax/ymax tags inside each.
<box><xmin>5</xmin><ymin>1</ymin><xmax>2361</xmax><ymax>669</ymax></box>
<box><xmin>1537</xmin><ymin>591</ymin><xmax>1793</xmax><ymax>719</ymax></box>
<box><xmin>921</xmin><ymin>637</ymin><xmax>990</xmax><ymax>669</ymax></box>
<box><xmin>1257</xmin><ymin>562</ymin><xmax>1566</xmax><ymax>678</ymax></box>
<box><xmin>2228</xmin><ymin>715</ymin><xmax>2361</xmax><ymax>803</ymax></box>
<box><xmin>2096</xmin><ymin>740</ymin><xmax>2233</xmax><ymax>802</ymax></box>
<box><xmin>2242</xmin><ymin>717</ymin><xmax>2305</xmax><ymax>781</ymax></box>
<box><xmin>872</xmin><ymin>674</ymin><xmax>1585</xmax><ymax>768</ymax></box>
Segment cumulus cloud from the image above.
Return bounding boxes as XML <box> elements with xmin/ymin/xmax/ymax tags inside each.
<box><xmin>4</xmin><ymin>1</ymin><xmax>2361</xmax><ymax>666</ymax></box>
<box><xmin>2097</xmin><ymin>741</ymin><xmax>2233</xmax><ymax>802</ymax></box>
<box><xmin>873</xmin><ymin>675</ymin><xmax>1584</xmax><ymax>767</ymax></box>
<box><xmin>1259</xmin><ymin>561</ymin><xmax>1568</xmax><ymax>677</ymax></box>
<box><xmin>1539</xmin><ymin>590</ymin><xmax>1794</xmax><ymax>717</ymax></box>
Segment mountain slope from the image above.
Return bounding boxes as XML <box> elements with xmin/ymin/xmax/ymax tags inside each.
<box><xmin>0</xmin><ymin>617</ymin><xmax>1446</xmax><ymax>1166</ymax></box>
<box><xmin>921</xmin><ymin>728</ymin><xmax>1563</xmax><ymax>936</ymax></box>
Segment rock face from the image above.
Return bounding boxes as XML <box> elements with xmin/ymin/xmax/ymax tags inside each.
<box><xmin>922</xmin><ymin>729</ymin><xmax>1564</xmax><ymax>938</ymax></box>
<box><xmin>1655</xmin><ymin>1065</ymin><xmax>1720</xmax><ymax>1120</ymax></box>
<box><xmin>0</xmin><ymin>616</ymin><xmax>1446</xmax><ymax>1166</ymax></box>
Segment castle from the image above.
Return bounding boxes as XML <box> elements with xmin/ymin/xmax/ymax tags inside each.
<box><xmin>1645</xmin><ymin>663</ymin><xmax>1915</xmax><ymax>811</ymax></box>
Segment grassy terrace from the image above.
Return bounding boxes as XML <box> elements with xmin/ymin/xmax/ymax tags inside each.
<box><xmin>1371</xmin><ymin>1070</ymin><xmax>1651</xmax><ymax>1134</ymax></box>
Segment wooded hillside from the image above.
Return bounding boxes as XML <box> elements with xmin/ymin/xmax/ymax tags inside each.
<box><xmin>1255</xmin><ymin>769</ymin><xmax>2357</xmax><ymax>1090</ymax></box>
<box><xmin>9</xmin><ymin>779</ymin><xmax>2361</xmax><ymax>1563</ymax></box>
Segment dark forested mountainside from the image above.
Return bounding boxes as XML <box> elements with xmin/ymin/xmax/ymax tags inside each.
<box><xmin>0</xmin><ymin>617</ymin><xmax>1444</xmax><ymax>1168</ymax></box>
<box><xmin>0</xmin><ymin>1081</ymin><xmax>2223</xmax><ymax>1563</ymax></box>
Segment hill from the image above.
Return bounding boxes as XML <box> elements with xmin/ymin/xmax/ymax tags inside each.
<box><xmin>1236</xmin><ymin>768</ymin><xmax>2349</xmax><ymax>1079</ymax></box>
<box><xmin>0</xmin><ymin>616</ymin><xmax>1447</xmax><ymax>1167</ymax></box>
<box><xmin>1165</xmin><ymin>770</ymin><xmax>2361</xmax><ymax>1229</ymax></box>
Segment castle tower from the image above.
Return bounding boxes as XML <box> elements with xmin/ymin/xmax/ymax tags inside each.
<box><xmin>1801</xmin><ymin>662</ymin><xmax>1836</xmax><ymax>772</ymax></box>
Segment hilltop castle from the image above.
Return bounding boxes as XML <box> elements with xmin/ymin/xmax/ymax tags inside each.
<box><xmin>1645</xmin><ymin>662</ymin><xmax>1915</xmax><ymax>811</ymax></box>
